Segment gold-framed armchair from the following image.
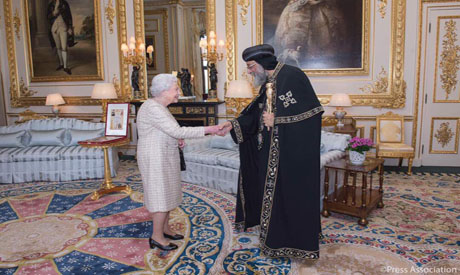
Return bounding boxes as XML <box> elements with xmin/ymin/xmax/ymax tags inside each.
<box><xmin>376</xmin><ymin>111</ymin><xmax>414</xmax><ymax>175</ymax></box>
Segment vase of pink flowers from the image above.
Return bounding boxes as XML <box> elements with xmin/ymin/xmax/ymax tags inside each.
<box><xmin>346</xmin><ymin>137</ymin><xmax>374</xmax><ymax>165</ymax></box>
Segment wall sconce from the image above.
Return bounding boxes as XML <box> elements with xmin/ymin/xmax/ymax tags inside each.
<box><xmin>45</xmin><ymin>93</ymin><xmax>65</xmax><ymax>118</ymax></box>
<box><xmin>121</xmin><ymin>37</ymin><xmax>154</xmax><ymax>66</ymax></box>
<box><xmin>329</xmin><ymin>93</ymin><xmax>352</xmax><ymax>128</ymax></box>
<box><xmin>120</xmin><ymin>37</ymin><xmax>154</xmax><ymax>99</ymax></box>
<box><xmin>199</xmin><ymin>31</ymin><xmax>225</xmax><ymax>63</ymax></box>
<box><xmin>225</xmin><ymin>79</ymin><xmax>254</xmax><ymax>116</ymax></box>
<box><xmin>91</xmin><ymin>83</ymin><xmax>118</xmax><ymax>122</ymax></box>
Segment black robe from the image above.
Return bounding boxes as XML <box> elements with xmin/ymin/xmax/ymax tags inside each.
<box><xmin>230</xmin><ymin>63</ymin><xmax>323</xmax><ymax>259</ymax></box>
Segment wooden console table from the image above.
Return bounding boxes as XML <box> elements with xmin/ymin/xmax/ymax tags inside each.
<box><xmin>321</xmin><ymin>157</ymin><xmax>384</xmax><ymax>226</ymax></box>
<box><xmin>78</xmin><ymin>137</ymin><xmax>132</xmax><ymax>200</ymax></box>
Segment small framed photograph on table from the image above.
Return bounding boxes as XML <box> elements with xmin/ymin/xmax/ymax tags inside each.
<box><xmin>106</xmin><ymin>103</ymin><xmax>130</xmax><ymax>137</ymax></box>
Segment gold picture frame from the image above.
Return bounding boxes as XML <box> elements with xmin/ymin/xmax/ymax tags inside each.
<box><xmin>225</xmin><ymin>0</ymin><xmax>407</xmax><ymax>109</ymax></box>
<box><xmin>24</xmin><ymin>0</ymin><xmax>104</xmax><ymax>82</ymax></box>
<box><xmin>256</xmin><ymin>0</ymin><xmax>370</xmax><ymax>76</ymax></box>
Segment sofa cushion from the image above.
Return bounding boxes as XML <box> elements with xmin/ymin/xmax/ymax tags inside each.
<box><xmin>57</xmin><ymin>146</ymin><xmax>104</xmax><ymax>160</ymax></box>
<box><xmin>11</xmin><ymin>146</ymin><xmax>62</xmax><ymax>162</ymax></box>
<box><xmin>29</xmin><ymin>118</ymin><xmax>76</xmax><ymax>131</ymax></box>
<box><xmin>68</xmin><ymin>129</ymin><xmax>104</xmax><ymax>146</ymax></box>
<box><xmin>0</xmin><ymin>122</ymin><xmax>30</xmax><ymax>134</ymax></box>
<box><xmin>28</xmin><ymin>129</ymin><xmax>66</xmax><ymax>146</ymax></box>
<box><xmin>0</xmin><ymin>131</ymin><xmax>27</xmax><ymax>147</ymax></box>
<box><xmin>215</xmin><ymin>150</ymin><xmax>240</xmax><ymax>169</ymax></box>
<box><xmin>321</xmin><ymin>131</ymin><xmax>350</xmax><ymax>152</ymax></box>
<box><xmin>0</xmin><ymin>148</ymin><xmax>24</xmax><ymax>163</ymax></box>
<box><xmin>183</xmin><ymin>148</ymin><xmax>223</xmax><ymax>166</ymax></box>
<box><xmin>209</xmin><ymin>135</ymin><xmax>238</xmax><ymax>151</ymax></box>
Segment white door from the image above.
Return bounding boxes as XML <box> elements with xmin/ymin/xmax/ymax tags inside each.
<box><xmin>419</xmin><ymin>5</ymin><xmax>460</xmax><ymax>167</ymax></box>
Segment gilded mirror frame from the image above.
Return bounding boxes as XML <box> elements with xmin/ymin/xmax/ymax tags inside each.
<box><xmin>225</xmin><ymin>0</ymin><xmax>407</xmax><ymax>109</ymax></box>
<box><xmin>132</xmin><ymin>0</ymin><xmax>215</xmax><ymax>100</ymax></box>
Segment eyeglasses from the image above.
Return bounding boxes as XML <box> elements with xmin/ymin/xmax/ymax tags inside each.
<box><xmin>246</xmin><ymin>63</ymin><xmax>257</xmax><ymax>70</ymax></box>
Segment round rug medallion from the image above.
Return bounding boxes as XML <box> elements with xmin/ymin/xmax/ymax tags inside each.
<box><xmin>0</xmin><ymin>214</ymin><xmax>96</xmax><ymax>265</ymax></box>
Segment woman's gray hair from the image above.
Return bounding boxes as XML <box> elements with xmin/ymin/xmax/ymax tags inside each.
<box><xmin>149</xmin><ymin>74</ymin><xmax>178</xmax><ymax>97</ymax></box>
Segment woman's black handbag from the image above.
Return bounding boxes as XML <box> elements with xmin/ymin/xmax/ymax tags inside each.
<box><xmin>179</xmin><ymin>148</ymin><xmax>186</xmax><ymax>171</ymax></box>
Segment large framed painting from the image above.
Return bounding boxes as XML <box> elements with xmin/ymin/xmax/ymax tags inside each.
<box><xmin>24</xmin><ymin>0</ymin><xmax>103</xmax><ymax>82</ymax></box>
<box><xmin>257</xmin><ymin>0</ymin><xmax>369</xmax><ymax>75</ymax></box>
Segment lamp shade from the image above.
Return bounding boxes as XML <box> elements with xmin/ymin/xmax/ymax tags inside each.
<box><xmin>226</xmin><ymin>80</ymin><xmax>253</xmax><ymax>98</ymax></box>
<box><xmin>45</xmin><ymin>93</ymin><xmax>65</xmax><ymax>106</ymax></box>
<box><xmin>329</xmin><ymin>93</ymin><xmax>352</xmax><ymax>107</ymax></box>
<box><xmin>91</xmin><ymin>83</ymin><xmax>118</xmax><ymax>99</ymax></box>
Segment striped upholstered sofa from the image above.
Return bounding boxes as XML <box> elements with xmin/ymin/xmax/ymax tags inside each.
<box><xmin>0</xmin><ymin>118</ymin><xmax>118</xmax><ymax>183</ymax></box>
<box><xmin>182</xmin><ymin>131</ymin><xmax>350</xmax><ymax>196</ymax></box>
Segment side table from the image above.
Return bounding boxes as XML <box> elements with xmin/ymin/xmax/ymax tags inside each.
<box><xmin>334</xmin><ymin>124</ymin><xmax>357</xmax><ymax>137</ymax></box>
<box><xmin>321</xmin><ymin>157</ymin><xmax>384</xmax><ymax>226</ymax></box>
<box><xmin>79</xmin><ymin>136</ymin><xmax>132</xmax><ymax>200</ymax></box>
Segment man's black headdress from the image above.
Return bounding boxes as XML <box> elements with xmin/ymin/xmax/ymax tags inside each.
<box><xmin>242</xmin><ymin>44</ymin><xmax>278</xmax><ymax>70</ymax></box>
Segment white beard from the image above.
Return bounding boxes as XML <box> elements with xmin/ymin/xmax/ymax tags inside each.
<box><xmin>253</xmin><ymin>71</ymin><xmax>267</xmax><ymax>87</ymax></box>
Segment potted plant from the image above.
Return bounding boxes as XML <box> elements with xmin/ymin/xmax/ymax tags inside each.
<box><xmin>346</xmin><ymin>137</ymin><xmax>374</xmax><ymax>165</ymax></box>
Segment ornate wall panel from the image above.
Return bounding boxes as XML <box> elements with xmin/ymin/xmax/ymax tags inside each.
<box><xmin>2</xmin><ymin>0</ymin><xmax>132</xmax><ymax>107</ymax></box>
<box><xmin>226</xmin><ymin>0</ymin><xmax>408</xmax><ymax>109</ymax></box>
<box><xmin>429</xmin><ymin>117</ymin><xmax>459</xmax><ymax>154</ymax></box>
<box><xmin>433</xmin><ymin>16</ymin><xmax>460</xmax><ymax>103</ymax></box>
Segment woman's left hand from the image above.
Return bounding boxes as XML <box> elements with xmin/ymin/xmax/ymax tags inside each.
<box><xmin>178</xmin><ymin>139</ymin><xmax>185</xmax><ymax>149</ymax></box>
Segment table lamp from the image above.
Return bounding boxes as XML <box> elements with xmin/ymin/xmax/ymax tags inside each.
<box><xmin>226</xmin><ymin>79</ymin><xmax>253</xmax><ymax>115</ymax></box>
<box><xmin>91</xmin><ymin>83</ymin><xmax>118</xmax><ymax>122</ymax></box>
<box><xmin>329</xmin><ymin>93</ymin><xmax>352</xmax><ymax>127</ymax></box>
<box><xmin>45</xmin><ymin>93</ymin><xmax>65</xmax><ymax>117</ymax></box>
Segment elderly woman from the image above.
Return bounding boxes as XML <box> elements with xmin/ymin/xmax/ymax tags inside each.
<box><xmin>137</xmin><ymin>74</ymin><xmax>221</xmax><ymax>251</ymax></box>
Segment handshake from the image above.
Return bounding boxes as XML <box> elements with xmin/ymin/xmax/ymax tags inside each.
<box><xmin>204</xmin><ymin>121</ymin><xmax>233</xmax><ymax>136</ymax></box>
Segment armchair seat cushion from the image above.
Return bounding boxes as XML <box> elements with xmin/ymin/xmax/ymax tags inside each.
<box><xmin>12</xmin><ymin>146</ymin><xmax>62</xmax><ymax>162</ymax></box>
<box><xmin>378</xmin><ymin>143</ymin><xmax>414</xmax><ymax>152</ymax></box>
<box><xmin>183</xmin><ymin>148</ymin><xmax>221</xmax><ymax>166</ymax></box>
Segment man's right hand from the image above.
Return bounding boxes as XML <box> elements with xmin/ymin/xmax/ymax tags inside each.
<box><xmin>216</xmin><ymin>121</ymin><xmax>232</xmax><ymax>136</ymax></box>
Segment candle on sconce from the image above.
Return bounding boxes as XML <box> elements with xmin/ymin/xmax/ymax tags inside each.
<box><xmin>218</xmin><ymin>40</ymin><xmax>225</xmax><ymax>49</ymax></box>
<box><xmin>129</xmin><ymin>36</ymin><xmax>136</xmax><ymax>44</ymax></box>
<box><xmin>146</xmin><ymin>45</ymin><xmax>154</xmax><ymax>59</ymax></box>
<box><xmin>209</xmin><ymin>31</ymin><xmax>216</xmax><ymax>39</ymax></box>
<box><xmin>129</xmin><ymin>42</ymin><xmax>135</xmax><ymax>54</ymax></box>
<box><xmin>209</xmin><ymin>38</ymin><xmax>216</xmax><ymax>47</ymax></box>
<box><xmin>138</xmin><ymin>43</ymin><xmax>145</xmax><ymax>54</ymax></box>
<box><xmin>121</xmin><ymin>43</ymin><xmax>129</xmax><ymax>56</ymax></box>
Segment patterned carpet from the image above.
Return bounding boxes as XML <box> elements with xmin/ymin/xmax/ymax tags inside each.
<box><xmin>0</xmin><ymin>160</ymin><xmax>458</xmax><ymax>274</ymax></box>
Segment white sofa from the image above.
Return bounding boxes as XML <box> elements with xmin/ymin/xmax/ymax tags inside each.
<box><xmin>182</xmin><ymin>131</ymin><xmax>350</xmax><ymax>197</ymax></box>
<box><xmin>0</xmin><ymin>118</ymin><xmax>118</xmax><ymax>183</ymax></box>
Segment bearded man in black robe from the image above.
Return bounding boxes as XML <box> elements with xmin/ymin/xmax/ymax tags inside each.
<box><xmin>220</xmin><ymin>44</ymin><xmax>324</xmax><ymax>259</ymax></box>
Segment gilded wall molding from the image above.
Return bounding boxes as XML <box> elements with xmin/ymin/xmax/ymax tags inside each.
<box><xmin>13</xmin><ymin>8</ymin><xmax>21</xmax><ymax>40</ymax></box>
<box><xmin>6</xmin><ymin>0</ymin><xmax>110</xmax><ymax>107</ymax></box>
<box><xmin>429</xmin><ymin>117</ymin><xmax>459</xmax><ymax>154</ymax></box>
<box><xmin>105</xmin><ymin>0</ymin><xmax>116</xmax><ymax>34</ymax></box>
<box><xmin>230</xmin><ymin>0</ymin><xmax>406</xmax><ymax>108</ymax></box>
<box><xmin>4</xmin><ymin>0</ymin><xmax>21</xmax><ymax>107</ymax></box>
<box><xmin>238</xmin><ymin>0</ymin><xmax>250</xmax><ymax>26</ymax></box>
<box><xmin>438</xmin><ymin>19</ymin><xmax>460</xmax><ymax>100</ymax></box>
<box><xmin>132</xmin><ymin>0</ymin><xmax>147</xmax><ymax>100</ymax></box>
<box><xmin>19</xmin><ymin>78</ymin><xmax>37</xmax><ymax>98</ymax></box>
<box><xmin>225</xmin><ymin>0</ymin><xmax>236</xmax><ymax>82</ymax></box>
<box><xmin>359</xmin><ymin>67</ymin><xmax>388</xmax><ymax>94</ymax></box>
<box><xmin>255</xmin><ymin>0</ymin><xmax>370</xmax><ymax>76</ymax></box>
<box><xmin>116</xmin><ymin>0</ymin><xmax>133</xmax><ymax>101</ymax></box>
<box><xmin>378</xmin><ymin>0</ymin><xmax>388</xmax><ymax>19</ymax></box>
<box><xmin>434</xmin><ymin>122</ymin><xmax>454</xmax><ymax>147</ymax></box>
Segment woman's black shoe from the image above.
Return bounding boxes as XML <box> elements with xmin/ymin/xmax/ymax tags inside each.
<box><xmin>164</xmin><ymin>233</ymin><xmax>184</xmax><ymax>240</ymax></box>
<box><xmin>149</xmin><ymin>238</ymin><xmax>178</xmax><ymax>251</ymax></box>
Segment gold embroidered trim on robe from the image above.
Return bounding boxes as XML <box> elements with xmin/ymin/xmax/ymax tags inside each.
<box><xmin>275</xmin><ymin>106</ymin><xmax>324</xmax><ymax>125</ymax></box>
<box><xmin>231</xmin><ymin>119</ymin><xmax>244</xmax><ymax>144</ymax></box>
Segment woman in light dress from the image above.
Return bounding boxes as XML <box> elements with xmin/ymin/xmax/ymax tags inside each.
<box><xmin>137</xmin><ymin>74</ymin><xmax>221</xmax><ymax>251</ymax></box>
